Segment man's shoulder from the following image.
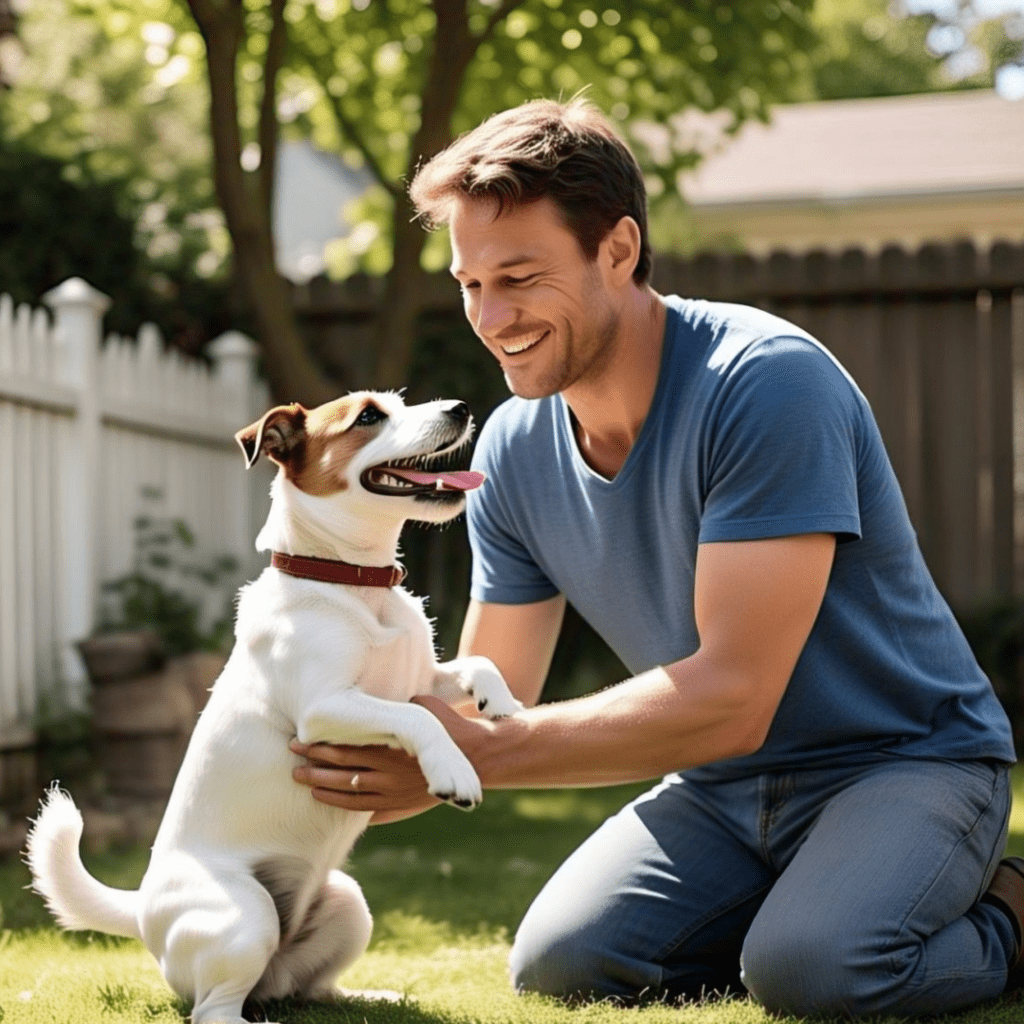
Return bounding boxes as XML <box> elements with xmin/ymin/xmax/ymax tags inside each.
<box><xmin>665</xmin><ymin>294</ymin><xmax>815</xmax><ymax>350</ymax></box>
<box><xmin>664</xmin><ymin>294</ymin><xmax>856</xmax><ymax>390</ymax></box>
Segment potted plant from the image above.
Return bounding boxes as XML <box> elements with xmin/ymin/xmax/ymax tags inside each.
<box><xmin>78</xmin><ymin>488</ymin><xmax>239</xmax><ymax>797</ymax></box>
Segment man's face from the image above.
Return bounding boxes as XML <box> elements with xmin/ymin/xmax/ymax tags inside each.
<box><xmin>448</xmin><ymin>197</ymin><xmax>619</xmax><ymax>399</ymax></box>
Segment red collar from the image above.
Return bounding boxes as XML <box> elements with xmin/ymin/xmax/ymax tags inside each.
<box><xmin>271</xmin><ymin>551</ymin><xmax>406</xmax><ymax>588</ymax></box>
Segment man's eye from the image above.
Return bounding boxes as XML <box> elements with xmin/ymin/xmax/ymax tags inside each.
<box><xmin>355</xmin><ymin>406</ymin><xmax>387</xmax><ymax>426</ymax></box>
<box><xmin>506</xmin><ymin>275</ymin><xmax>534</xmax><ymax>286</ymax></box>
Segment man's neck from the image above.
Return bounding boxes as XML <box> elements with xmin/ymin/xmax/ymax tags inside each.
<box><xmin>564</xmin><ymin>288</ymin><xmax>667</xmax><ymax>480</ymax></box>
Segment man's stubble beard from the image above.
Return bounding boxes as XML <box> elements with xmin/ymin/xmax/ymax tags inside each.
<box><xmin>505</xmin><ymin>286</ymin><xmax>621</xmax><ymax>401</ymax></box>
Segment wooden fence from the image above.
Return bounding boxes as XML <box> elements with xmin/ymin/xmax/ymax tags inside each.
<box><xmin>651</xmin><ymin>241</ymin><xmax>1024</xmax><ymax>613</ymax></box>
<box><xmin>0</xmin><ymin>278</ymin><xmax>271</xmax><ymax>755</ymax></box>
<box><xmin>294</xmin><ymin>239</ymin><xmax>1024</xmax><ymax>616</ymax></box>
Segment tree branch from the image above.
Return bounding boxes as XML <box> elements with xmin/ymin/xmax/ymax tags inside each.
<box><xmin>186</xmin><ymin>0</ymin><xmax>246</xmax><ymax>228</ymax></box>
<box><xmin>478</xmin><ymin>0</ymin><xmax>528</xmax><ymax>45</ymax></box>
<box><xmin>324</xmin><ymin>91</ymin><xmax>403</xmax><ymax>200</ymax></box>
<box><xmin>258</xmin><ymin>0</ymin><xmax>288</xmax><ymax>230</ymax></box>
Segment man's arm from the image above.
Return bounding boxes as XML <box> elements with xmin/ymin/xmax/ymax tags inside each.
<box><xmin>292</xmin><ymin>533</ymin><xmax>835</xmax><ymax>807</ymax></box>
<box><xmin>465</xmin><ymin>532</ymin><xmax>835</xmax><ymax>788</ymax></box>
<box><xmin>458</xmin><ymin>593</ymin><xmax>566</xmax><ymax>707</ymax></box>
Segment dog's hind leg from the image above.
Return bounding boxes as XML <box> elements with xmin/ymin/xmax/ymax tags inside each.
<box><xmin>163</xmin><ymin>874</ymin><xmax>281</xmax><ymax>1024</ymax></box>
<box><xmin>252</xmin><ymin>869</ymin><xmax>374</xmax><ymax>1002</ymax></box>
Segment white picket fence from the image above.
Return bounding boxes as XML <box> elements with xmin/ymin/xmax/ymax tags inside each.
<box><xmin>0</xmin><ymin>278</ymin><xmax>273</xmax><ymax>749</ymax></box>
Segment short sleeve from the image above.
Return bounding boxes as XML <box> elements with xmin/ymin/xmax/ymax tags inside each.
<box><xmin>698</xmin><ymin>338</ymin><xmax>863</xmax><ymax>544</ymax></box>
<box><xmin>466</xmin><ymin>418</ymin><xmax>560</xmax><ymax>605</ymax></box>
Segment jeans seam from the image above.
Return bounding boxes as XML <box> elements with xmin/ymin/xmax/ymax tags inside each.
<box><xmin>651</xmin><ymin>879</ymin><xmax>773</xmax><ymax>966</ymax></box>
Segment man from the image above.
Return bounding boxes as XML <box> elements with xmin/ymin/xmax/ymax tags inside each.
<box><xmin>291</xmin><ymin>97</ymin><xmax>1024</xmax><ymax>1017</ymax></box>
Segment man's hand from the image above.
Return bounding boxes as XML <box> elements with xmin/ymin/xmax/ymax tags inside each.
<box><xmin>290</xmin><ymin>696</ymin><xmax>497</xmax><ymax>824</ymax></box>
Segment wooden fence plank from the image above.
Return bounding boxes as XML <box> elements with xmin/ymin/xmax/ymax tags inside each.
<box><xmin>988</xmin><ymin>290</ymin><xmax>1014</xmax><ymax>600</ymax></box>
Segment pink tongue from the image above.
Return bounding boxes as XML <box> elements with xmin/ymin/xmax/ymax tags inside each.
<box><xmin>388</xmin><ymin>468</ymin><xmax>486</xmax><ymax>491</ymax></box>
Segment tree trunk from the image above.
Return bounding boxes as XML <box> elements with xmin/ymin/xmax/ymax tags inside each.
<box><xmin>370</xmin><ymin>0</ymin><xmax>477</xmax><ymax>389</ymax></box>
<box><xmin>188</xmin><ymin>0</ymin><xmax>336</xmax><ymax>408</ymax></box>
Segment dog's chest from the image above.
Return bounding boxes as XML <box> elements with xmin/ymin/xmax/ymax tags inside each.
<box><xmin>353</xmin><ymin>588</ymin><xmax>436</xmax><ymax>702</ymax></box>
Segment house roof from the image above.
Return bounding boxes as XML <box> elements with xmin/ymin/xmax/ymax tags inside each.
<box><xmin>680</xmin><ymin>89</ymin><xmax>1024</xmax><ymax>209</ymax></box>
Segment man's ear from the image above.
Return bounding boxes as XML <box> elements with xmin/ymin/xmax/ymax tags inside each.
<box><xmin>235</xmin><ymin>404</ymin><xmax>307</xmax><ymax>469</ymax></box>
<box><xmin>602</xmin><ymin>215</ymin><xmax>641</xmax><ymax>286</ymax></box>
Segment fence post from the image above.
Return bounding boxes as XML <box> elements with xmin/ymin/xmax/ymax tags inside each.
<box><xmin>208</xmin><ymin>331</ymin><xmax>266</xmax><ymax>575</ymax></box>
<box><xmin>43</xmin><ymin>277</ymin><xmax>110</xmax><ymax>708</ymax></box>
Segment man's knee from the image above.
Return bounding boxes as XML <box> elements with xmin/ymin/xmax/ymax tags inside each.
<box><xmin>509</xmin><ymin>924</ymin><xmax>609</xmax><ymax>999</ymax></box>
<box><xmin>741</xmin><ymin>918</ymin><xmax>879</xmax><ymax>1018</ymax></box>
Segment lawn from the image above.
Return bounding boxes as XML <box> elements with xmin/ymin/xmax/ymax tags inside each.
<box><xmin>2</xmin><ymin>771</ymin><xmax>1024</xmax><ymax>1024</ymax></box>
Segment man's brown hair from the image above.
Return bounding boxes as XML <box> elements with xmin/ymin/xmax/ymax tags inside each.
<box><xmin>409</xmin><ymin>97</ymin><xmax>652</xmax><ymax>285</ymax></box>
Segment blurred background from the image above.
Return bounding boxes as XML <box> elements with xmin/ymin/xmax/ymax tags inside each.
<box><xmin>1</xmin><ymin>0</ymin><xmax>1023</xmax><ymax>819</ymax></box>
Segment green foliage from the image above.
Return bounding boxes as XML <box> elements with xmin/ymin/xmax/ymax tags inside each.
<box><xmin>0</xmin><ymin>141</ymin><xmax>236</xmax><ymax>352</ymax></box>
<box><xmin>0</xmin><ymin>146</ymin><xmax>137</xmax><ymax>306</ymax></box>
<box><xmin>277</xmin><ymin>0</ymin><xmax>819</xmax><ymax>273</ymax></box>
<box><xmin>99</xmin><ymin>490</ymin><xmax>239</xmax><ymax>657</ymax></box>
<box><xmin>800</xmin><ymin>0</ymin><xmax>949</xmax><ymax>99</ymax></box>
<box><xmin>794</xmin><ymin>0</ymin><xmax>1024</xmax><ymax>102</ymax></box>
<box><xmin>0</xmin><ymin>0</ymin><xmax>219</xmax><ymax>272</ymax></box>
<box><xmin>0</xmin><ymin>1</ymin><xmax>240</xmax><ymax>352</ymax></box>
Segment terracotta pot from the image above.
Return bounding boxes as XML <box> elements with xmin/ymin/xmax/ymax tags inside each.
<box><xmin>77</xmin><ymin>630</ymin><xmax>166</xmax><ymax>684</ymax></box>
<box><xmin>88</xmin><ymin>649</ymin><xmax>228</xmax><ymax>798</ymax></box>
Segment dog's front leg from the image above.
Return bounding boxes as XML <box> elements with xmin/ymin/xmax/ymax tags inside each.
<box><xmin>432</xmin><ymin>656</ymin><xmax>524</xmax><ymax>719</ymax></box>
<box><xmin>298</xmin><ymin>689</ymin><xmax>483</xmax><ymax>809</ymax></box>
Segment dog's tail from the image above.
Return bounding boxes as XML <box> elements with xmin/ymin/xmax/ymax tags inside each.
<box><xmin>25</xmin><ymin>785</ymin><xmax>142</xmax><ymax>939</ymax></box>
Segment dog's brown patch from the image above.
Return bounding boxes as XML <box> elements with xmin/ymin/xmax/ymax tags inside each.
<box><xmin>237</xmin><ymin>393</ymin><xmax>387</xmax><ymax>496</ymax></box>
<box><xmin>290</xmin><ymin>394</ymin><xmax>381</xmax><ymax>496</ymax></box>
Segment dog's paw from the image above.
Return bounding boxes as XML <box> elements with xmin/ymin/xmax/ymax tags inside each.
<box><xmin>420</xmin><ymin>748</ymin><xmax>482</xmax><ymax>811</ymax></box>
<box><xmin>474</xmin><ymin>690</ymin><xmax>525</xmax><ymax>719</ymax></box>
<box><xmin>460</xmin><ymin>656</ymin><xmax>524</xmax><ymax>719</ymax></box>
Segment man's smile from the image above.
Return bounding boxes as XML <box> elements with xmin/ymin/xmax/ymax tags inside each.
<box><xmin>499</xmin><ymin>329</ymin><xmax>548</xmax><ymax>356</ymax></box>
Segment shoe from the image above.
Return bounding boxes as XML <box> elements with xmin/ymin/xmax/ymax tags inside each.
<box><xmin>983</xmin><ymin>857</ymin><xmax>1024</xmax><ymax>992</ymax></box>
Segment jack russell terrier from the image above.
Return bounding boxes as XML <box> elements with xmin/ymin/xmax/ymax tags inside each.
<box><xmin>27</xmin><ymin>392</ymin><xmax>523</xmax><ymax>1024</ymax></box>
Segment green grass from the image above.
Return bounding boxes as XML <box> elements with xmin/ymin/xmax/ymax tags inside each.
<box><xmin>2</xmin><ymin>772</ymin><xmax>1024</xmax><ymax>1024</ymax></box>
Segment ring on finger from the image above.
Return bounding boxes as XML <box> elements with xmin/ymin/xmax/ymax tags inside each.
<box><xmin>351</xmin><ymin>773</ymin><xmax>360</xmax><ymax>790</ymax></box>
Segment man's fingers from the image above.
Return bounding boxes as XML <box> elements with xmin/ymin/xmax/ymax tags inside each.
<box><xmin>410</xmin><ymin>693</ymin><xmax>459</xmax><ymax>718</ymax></box>
<box><xmin>289</xmin><ymin>739</ymin><xmax>399</xmax><ymax>769</ymax></box>
<box><xmin>310</xmin><ymin>786</ymin><xmax>382</xmax><ymax>809</ymax></box>
<box><xmin>294</xmin><ymin>763</ymin><xmax>386</xmax><ymax>793</ymax></box>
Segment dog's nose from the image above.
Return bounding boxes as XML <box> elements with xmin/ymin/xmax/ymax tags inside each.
<box><xmin>444</xmin><ymin>402</ymin><xmax>471</xmax><ymax>427</ymax></box>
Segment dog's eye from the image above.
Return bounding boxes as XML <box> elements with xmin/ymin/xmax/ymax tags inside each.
<box><xmin>354</xmin><ymin>405</ymin><xmax>387</xmax><ymax>427</ymax></box>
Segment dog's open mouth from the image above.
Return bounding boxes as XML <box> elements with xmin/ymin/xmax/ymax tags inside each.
<box><xmin>360</xmin><ymin>454</ymin><xmax>485</xmax><ymax>498</ymax></box>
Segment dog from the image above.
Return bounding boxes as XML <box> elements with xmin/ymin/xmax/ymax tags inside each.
<box><xmin>26</xmin><ymin>391</ymin><xmax>523</xmax><ymax>1024</ymax></box>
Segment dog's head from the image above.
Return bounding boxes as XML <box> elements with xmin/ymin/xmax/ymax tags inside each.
<box><xmin>235</xmin><ymin>392</ymin><xmax>484</xmax><ymax>524</ymax></box>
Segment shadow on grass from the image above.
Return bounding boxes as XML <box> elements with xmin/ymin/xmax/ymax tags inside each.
<box><xmin>247</xmin><ymin>995</ymin><xmax>480</xmax><ymax>1024</ymax></box>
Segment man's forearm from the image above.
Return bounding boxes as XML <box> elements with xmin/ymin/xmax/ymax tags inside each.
<box><xmin>464</xmin><ymin>654</ymin><xmax>780</xmax><ymax>789</ymax></box>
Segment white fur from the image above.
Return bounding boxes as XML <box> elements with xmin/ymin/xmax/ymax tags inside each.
<box><xmin>26</xmin><ymin>393</ymin><xmax>522</xmax><ymax>1024</ymax></box>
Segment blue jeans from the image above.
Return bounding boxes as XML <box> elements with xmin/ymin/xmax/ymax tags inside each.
<box><xmin>510</xmin><ymin>758</ymin><xmax>1014</xmax><ymax>1017</ymax></box>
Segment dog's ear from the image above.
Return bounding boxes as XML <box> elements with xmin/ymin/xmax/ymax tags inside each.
<box><xmin>235</xmin><ymin>404</ymin><xmax>307</xmax><ymax>469</ymax></box>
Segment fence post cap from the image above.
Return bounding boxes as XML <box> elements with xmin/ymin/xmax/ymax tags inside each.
<box><xmin>207</xmin><ymin>330</ymin><xmax>259</xmax><ymax>361</ymax></box>
<box><xmin>42</xmin><ymin>277</ymin><xmax>112</xmax><ymax>314</ymax></box>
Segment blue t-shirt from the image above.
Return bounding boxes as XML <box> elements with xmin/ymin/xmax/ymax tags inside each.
<box><xmin>467</xmin><ymin>296</ymin><xmax>1015</xmax><ymax>781</ymax></box>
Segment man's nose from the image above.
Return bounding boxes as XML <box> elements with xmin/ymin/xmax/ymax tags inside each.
<box><xmin>475</xmin><ymin>287</ymin><xmax>517</xmax><ymax>337</ymax></box>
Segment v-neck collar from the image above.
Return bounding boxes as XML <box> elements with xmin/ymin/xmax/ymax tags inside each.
<box><xmin>556</xmin><ymin>304</ymin><xmax>677</xmax><ymax>489</ymax></box>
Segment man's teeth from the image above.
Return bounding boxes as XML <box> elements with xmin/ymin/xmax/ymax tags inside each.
<box><xmin>501</xmin><ymin>331</ymin><xmax>545</xmax><ymax>355</ymax></box>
